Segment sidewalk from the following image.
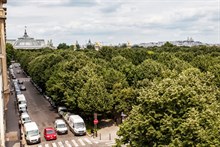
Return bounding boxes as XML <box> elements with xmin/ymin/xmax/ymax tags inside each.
<box><xmin>97</xmin><ymin>125</ymin><xmax>119</xmax><ymax>141</ymax></box>
<box><xmin>5</xmin><ymin>80</ymin><xmax>20</xmax><ymax>147</ymax></box>
<box><xmin>89</xmin><ymin>119</ymin><xmax>120</xmax><ymax>143</ymax></box>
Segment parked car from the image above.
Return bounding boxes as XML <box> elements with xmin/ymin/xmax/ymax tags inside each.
<box><xmin>20</xmin><ymin>112</ymin><xmax>31</xmax><ymax>125</ymax></box>
<box><xmin>44</xmin><ymin>127</ymin><xmax>57</xmax><ymax>141</ymax></box>
<box><xmin>68</xmin><ymin>115</ymin><xmax>86</xmax><ymax>136</ymax></box>
<box><xmin>18</xmin><ymin>103</ymin><xmax>27</xmax><ymax>114</ymax></box>
<box><xmin>24</xmin><ymin>122</ymin><xmax>41</xmax><ymax>145</ymax></box>
<box><xmin>54</xmin><ymin>119</ymin><xmax>68</xmax><ymax>135</ymax></box>
<box><xmin>11</xmin><ymin>73</ymin><xmax>16</xmax><ymax>79</ymax></box>
<box><xmin>57</xmin><ymin>106</ymin><xmax>67</xmax><ymax>116</ymax></box>
<box><xmin>18</xmin><ymin>80</ymin><xmax>23</xmax><ymax>84</ymax></box>
<box><xmin>20</xmin><ymin>85</ymin><xmax>26</xmax><ymax>91</ymax></box>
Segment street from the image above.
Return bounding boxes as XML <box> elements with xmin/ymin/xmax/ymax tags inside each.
<box><xmin>6</xmin><ymin>64</ymin><xmax>115</xmax><ymax>147</ymax></box>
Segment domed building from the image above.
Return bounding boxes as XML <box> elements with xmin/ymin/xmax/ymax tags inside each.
<box><xmin>7</xmin><ymin>28</ymin><xmax>54</xmax><ymax>49</ymax></box>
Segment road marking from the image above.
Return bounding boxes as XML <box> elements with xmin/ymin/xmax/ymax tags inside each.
<box><xmin>52</xmin><ymin>142</ymin><xmax>58</xmax><ymax>147</ymax></box>
<box><xmin>45</xmin><ymin>144</ymin><xmax>49</xmax><ymax>147</ymax></box>
<box><xmin>84</xmin><ymin>138</ymin><xmax>92</xmax><ymax>144</ymax></box>
<box><xmin>65</xmin><ymin>140</ymin><xmax>72</xmax><ymax>147</ymax></box>
<box><xmin>71</xmin><ymin>139</ymin><xmax>79</xmax><ymax>147</ymax></box>
<box><xmin>58</xmin><ymin>141</ymin><xmax>64</xmax><ymax>147</ymax></box>
<box><xmin>91</xmin><ymin>139</ymin><xmax>99</xmax><ymax>144</ymax></box>
<box><xmin>78</xmin><ymin>138</ymin><xmax>86</xmax><ymax>146</ymax></box>
<box><xmin>38</xmin><ymin>145</ymin><xmax>42</xmax><ymax>147</ymax></box>
<box><xmin>105</xmin><ymin>141</ymin><xmax>116</xmax><ymax>146</ymax></box>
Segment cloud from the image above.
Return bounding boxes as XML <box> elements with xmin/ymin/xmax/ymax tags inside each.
<box><xmin>7</xmin><ymin>0</ymin><xmax>98</xmax><ymax>7</ymax></box>
<box><xmin>6</xmin><ymin>0</ymin><xmax>220</xmax><ymax>45</ymax></box>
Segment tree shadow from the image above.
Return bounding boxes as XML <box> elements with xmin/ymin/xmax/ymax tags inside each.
<box><xmin>98</xmin><ymin>119</ymin><xmax>115</xmax><ymax>129</ymax></box>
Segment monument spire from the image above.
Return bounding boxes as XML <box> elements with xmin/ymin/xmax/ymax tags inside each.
<box><xmin>24</xmin><ymin>26</ymin><xmax>28</xmax><ymax>37</ymax></box>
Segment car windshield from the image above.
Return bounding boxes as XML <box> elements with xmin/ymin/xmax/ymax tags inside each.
<box><xmin>23</xmin><ymin>117</ymin><xmax>30</xmax><ymax>122</ymax></box>
<box><xmin>46</xmin><ymin>129</ymin><xmax>55</xmax><ymax>134</ymax></box>
<box><xmin>75</xmin><ymin>122</ymin><xmax>85</xmax><ymax>129</ymax></box>
<box><xmin>19</xmin><ymin>101</ymin><xmax>26</xmax><ymax>104</ymax></box>
<box><xmin>27</xmin><ymin>130</ymin><xmax>39</xmax><ymax>137</ymax></box>
<box><xmin>57</xmin><ymin>124</ymin><xmax>66</xmax><ymax>128</ymax></box>
<box><xmin>20</xmin><ymin>106</ymin><xmax>26</xmax><ymax>110</ymax></box>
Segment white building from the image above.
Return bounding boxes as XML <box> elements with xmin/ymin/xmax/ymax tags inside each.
<box><xmin>7</xmin><ymin>29</ymin><xmax>54</xmax><ymax>49</ymax></box>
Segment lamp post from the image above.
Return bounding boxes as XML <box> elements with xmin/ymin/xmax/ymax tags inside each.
<box><xmin>93</xmin><ymin>113</ymin><xmax>98</xmax><ymax>137</ymax></box>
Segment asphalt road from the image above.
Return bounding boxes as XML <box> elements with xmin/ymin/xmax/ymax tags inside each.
<box><xmin>6</xmin><ymin>64</ymin><xmax>114</xmax><ymax>147</ymax></box>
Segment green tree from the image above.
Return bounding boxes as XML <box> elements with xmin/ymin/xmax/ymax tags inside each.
<box><xmin>117</xmin><ymin>68</ymin><xmax>220</xmax><ymax>146</ymax></box>
<box><xmin>110</xmin><ymin>56</ymin><xmax>136</xmax><ymax>86</ymax></box>
<box><xmin>134</xmin><ymin>59</ymin><xmax>167</xmax><ymax>84</ymax></box>
<box><xmin>191</xmin><ymin>55</ymin><xmax>220</xmax><ymax>72</ymax></box>
<box><xmin>6</xmin><ymin>43</ymin><xmax>15</xmax><ymax>66</ymax></box>
<box><xmin>57</xmin><ymin>43</ymin><xmax>70</xmax><ymax>49</ymax></box>
<box><xmin>78</xmin><ymin>75</ymin><xmax>113</xmax><ymax>113</ymax></box>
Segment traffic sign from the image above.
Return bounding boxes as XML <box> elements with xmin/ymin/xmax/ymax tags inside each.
<box><xmin>93</xmin><ymin>119</ymin><xmax>99</xmax><ymax>125</ymax></box>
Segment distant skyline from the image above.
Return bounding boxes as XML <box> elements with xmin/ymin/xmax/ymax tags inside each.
<box><xmin>6</xmin><ymin>0</ymin><xmax>220</xmax><ymax>46</ymax></box>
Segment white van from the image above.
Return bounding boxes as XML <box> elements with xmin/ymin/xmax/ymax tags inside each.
<box><xmin>54</xmin><ymin>119</ymin><xmax>68</xmax><ymax>134</ymax></box>
<box><xmin>68</xmin><ymin>115</ymin><xmax>86</xmax><ymax>135</ymax></box>
<box><xmin>20</xmin><ymin>112</ymin><xmax>31</xmax><ymax>125</ymax></box>
<box><xmin>24</xmin><ymin>122</ymin><xmax>41</xmax><ymax>145</ymax></box>
<box><xmin>18</xmin><ymin>103</ymin><xmax>27</xmax><ymax>113</ymax></box>
<box><xmin>17</xmin><ymin>94</ymin><xmax>26</xmax><ymax>105</ymax></box>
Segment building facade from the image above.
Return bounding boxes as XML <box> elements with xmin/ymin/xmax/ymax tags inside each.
<box><xmin>0</xmin><ymin>0</ymin><xmax>8</xmax><ymax>147</ymax></box>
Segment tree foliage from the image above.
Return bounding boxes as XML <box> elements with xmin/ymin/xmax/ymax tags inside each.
<box><xmin>13</xmin><ymin>45</ymin><xmax>220</xmax><ymax>146</ymax></box>
<box><xmin>57</xmin><ymin>43</ymin><xmax>70</xmax><ymax>49</ymax></box>
<box><xmin>117</xmin><ymin>68</ymin><xmax>220</xmax><ymax>146</ymax></box>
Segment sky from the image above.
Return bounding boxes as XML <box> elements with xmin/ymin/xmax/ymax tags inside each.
<box><xmin>5</xmin><ymin>0</ymin><xmax>220</xmax><ymax>46</ymax></box>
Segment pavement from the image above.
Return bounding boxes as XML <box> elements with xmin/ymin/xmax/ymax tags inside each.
<box><xmin>89</xmin><ymin>119</ymin><xmax>120</xmax><ymax>146</ymax></box>
<box><xmin>97</xmin><ymin>125</ymin><xmax>119</xmax><ymax>141</ymax></box>
<box><xmin>5</xmin><ymin>79</ymin><xmax>20</xmax><ymax>147</ymax></box>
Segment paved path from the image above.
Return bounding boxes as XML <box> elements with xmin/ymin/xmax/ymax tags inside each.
<box><xmin>97</xmin><ymin>125</ymin><xmax>119</xmax><ymax>141</ymax></box>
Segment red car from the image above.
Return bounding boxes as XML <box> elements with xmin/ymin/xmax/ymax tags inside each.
<box><xmin>44</xmin><ymin>127</ymin><xmax>57</xmax><ymax>141</ymax></box>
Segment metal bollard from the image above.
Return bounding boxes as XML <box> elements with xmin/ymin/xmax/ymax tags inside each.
<box><xmin>109</xmin><ymin>133</ymin><xmax>111</xmax><ymax>140</ymax></box>
<box><xmin>99</xmin><ymin>133</ymin><xmax>101</xmax><ymax>140</ymax></box>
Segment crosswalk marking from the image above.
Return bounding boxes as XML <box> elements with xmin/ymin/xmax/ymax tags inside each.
<box><xmin>71</xmin><ymin>139</ymin><xmax>79</xmax><ymax>147</ymax></box>
<box><xmin>78</xmin><ymin>139</ymin><xmax>86</xmax><ymax>146</ymax></box>
<box><xmin>84</xmin><ymin>138</ymin><xmax>92</xmax><ymax>144</ymax></box>
<box><xmin>105</xmin><ymin>141</ymin><xmax>116</xmax><ymax>146</ymax></box>
<box><xmin>92</xmin><ymin>140</ymin><xmax>99</xmax><ymax>144</ymax></box>
<box><xmin>33</xmin><ymin>137</ymin><xmax>103</xmax><ymax>147</ymax></box>
<box><xmin>58</xmin><ymin>141</ymin><xmax>64</xmax><ymax>147</ymax></box>
<box><xmin>52</xmin><ymin>142</ymin><xmax>57</xmax><ymax>147</ymax></box>
<box><xmin>65</xmin><ymin>141</ymin><xmax>72</xmax><ymax>147</ymax></box>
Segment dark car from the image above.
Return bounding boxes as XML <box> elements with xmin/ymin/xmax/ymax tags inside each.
<box><xmin>11</xmin><ymin>73</ymin><xmax>16</xmax><ymax>79</ymax></box>
<box><xmin>20</xmin><ymin>85</ymin><xmax>26</xmax><ymax>91</ymax></box>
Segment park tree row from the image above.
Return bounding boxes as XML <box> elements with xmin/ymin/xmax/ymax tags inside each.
<box><xmin>7</xmin><ymin>43</ymin><xmax>220</xmax><ymax>146</ymax></box>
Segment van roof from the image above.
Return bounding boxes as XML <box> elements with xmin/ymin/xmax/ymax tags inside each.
<box><xmin>24</xmin><ymin>122</ymin><xmax>38</xmax><ymax>130</ymax></box>
<box><xmin>55</xmin><ymin>119</ymin><xmax>65</xmax><ymax>125</ymax></box>
<box><xmin>17</xmin><ymin>94</ymin><xmax>25</xmax><ymax>99</ymax></box>
<box><xmin>18</xmin><ymin>103</ymin><xmax>27</xmax><ymax>107</ymax></box>
<box><xmin>69</xmin><ymin>115</ymin><xmax>84</xmax><ymax>123</ymax></box>
<box><xmin>18</xmin><ymin>97</ymin><xmax>26</xmax><ymax>101</ymax></box>
<box><xmin>21</xmin><ymin>113</ymin><xmax>30</xmax><ymax>118</ymax></box>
